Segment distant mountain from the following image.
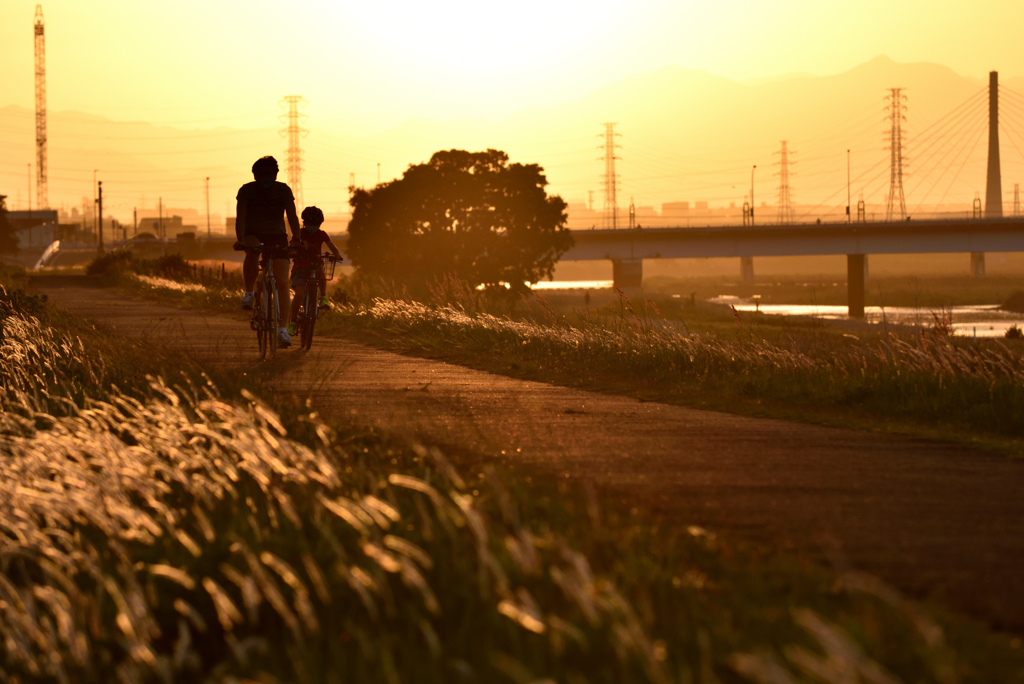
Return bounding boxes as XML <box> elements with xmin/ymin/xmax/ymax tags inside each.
<box><xmin>3</xmin><ymin>56</ymin><xmax>1022</xmax><ymax>223</ymax></box>
<box><xmin>367</xmin><ymin>56</ymin><xmax>1022</xmax><ymax>219</ymax></box>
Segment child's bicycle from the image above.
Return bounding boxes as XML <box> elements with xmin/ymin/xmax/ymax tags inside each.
<box><xmin>293</xmin><ymin>253</ymin><xmax>342</xmax><ymax>350</ymax></box>
<box><xmin>236</xmin><ymin>235</ymin><xmax>291</xmax><ymax>360</ymax></box>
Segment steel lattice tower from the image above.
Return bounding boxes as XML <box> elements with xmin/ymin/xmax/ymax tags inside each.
<box><xmin>885</xmin><ymin>88</ymin><xmax>907</xmax><ymax>222</ymax></box>
<box><xmin>774</xmin><ymin>140</ymin><xmax>795</xmax><ymax>224</ymax></box>
<box><xmin>34</xmin><ymin>5</ymin><xmax>48</xmax><ymax>211</ymax></box>
<box><xmin>600</xmin><ymin>123</ymin><xmax>620</xmax><ymax>229</ymax></box>
<box><xmin>279</xmin><ymin>95</ymin><xmax>307</xmax><ymax>208</ymax></box>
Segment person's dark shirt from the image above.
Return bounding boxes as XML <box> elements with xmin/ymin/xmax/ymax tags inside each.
<box><xmin>293</xmin><ymin>226</ymin><xmax>331</xmax><ymax>267</ymax></box>
<box><xmin>236</xmin><ymin>180</ymin><xmax>294</xmax><ymax>235</ymax></box>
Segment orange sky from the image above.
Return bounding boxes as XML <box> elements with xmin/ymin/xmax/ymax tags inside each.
<box><xmin>1</xmin><ymin>1</ymin><xmax>1023</xmax><ymax>223</ymax></box>
<box><xmin>2</xmin><ymin>0</ymin><xmax>1022</xmax><ymax>126</ymax></box>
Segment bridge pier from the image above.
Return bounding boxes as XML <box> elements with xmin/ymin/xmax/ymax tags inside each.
<box><xmin>611</xmin><ymin>259</ymin><xmax>643</xmax><ymax>291</ymax></box>
<box><xmin>971</xmin><ymin>252</ymin><xmax>986</xmax><ymax>278</ymax></box>
<box><xmin>740</xmin><ymin>256</ymin><xmax>754</xmax><ymax>283</ymax></box>
<box><xmin>847</xmin><ymin>254</ymin><xmax>866</xmax><ymax>318</ymax></box>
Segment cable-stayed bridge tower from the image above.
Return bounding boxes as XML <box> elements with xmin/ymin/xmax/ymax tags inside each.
<box><xmin>774</xmin><ymin>141</ymin><xmax>795</xmax><ymax>224</ymax></box>
<box><xmin>885</xmin><ymin>88</ymin><xmax>907</xmax><ymax>222</ymax></box>
<box><xmin>971</xmin><ymin>71</ymin><xmax>1004</xmax><ymax>277</ymax></box>
<box><xmin>600</xmin><ymin>123</ymin><xmax>620</xmax><ymax>229</ymax></box>
<box><xmin>33</xmin><ymin>5</ymin><xmax>48</xmax><ymax>210</ymax></box>
<box><xmin>985</xmin><ymin>71</ymin><xmax>1002</xmax><ymax>218</ymax></box>
<box><xmin>279</xmin><ymin>96</ymin><xmax>307</xmax><ymax>208</ymax></box>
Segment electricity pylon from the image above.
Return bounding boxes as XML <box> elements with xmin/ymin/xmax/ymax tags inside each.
<box><xmin>885</xmin><ymin>88</ymin><xmax>907</xmax><ymax>222</ymax></box>
<box><xmin>279</xmin><ymin>96</ymin><xmax>308</xmax><ymax>208</ymax></box>
<box><xmin>599</xmin><ymin>123</ymin><xmax>620</xmax><ymax>229</ymax></box>
<box><xmin>774</xmin><ymin>141</ymin><xmax>795</xmax><ymax>224</ymax></box>
<box><xmin>34</xmin><ymin>5</ymin><xmax>47</xmax><ymax>210</ymax></box>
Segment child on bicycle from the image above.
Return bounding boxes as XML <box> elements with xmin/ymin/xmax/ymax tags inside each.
<box><xmin>287</xmin><ymin>206</ymin><xmax>342</xmax><ymax>336</ymax></box>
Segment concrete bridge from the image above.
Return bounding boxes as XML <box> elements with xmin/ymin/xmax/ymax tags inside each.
<box><xmin>563</xmin><ymin>218</ymin><xmax>1024</xmax><ymax>316</ymax></box>
<box><xmin>38</xmin><ymin>217</ymin><xmax>1024</xmax><ymax>318</ymax></box>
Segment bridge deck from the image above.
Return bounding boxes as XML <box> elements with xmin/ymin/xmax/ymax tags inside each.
<box><xmin>563</xmin><ymin>218</ymin><xmax>1024</xmax><ymax>261</ymax></box>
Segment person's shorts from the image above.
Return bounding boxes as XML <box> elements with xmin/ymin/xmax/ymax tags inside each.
<box><xmin>245</xmin><ymin>232</ymin><xmax>288</xmax><ymax>249</ymax></box>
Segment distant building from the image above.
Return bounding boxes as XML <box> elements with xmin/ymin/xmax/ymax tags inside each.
<box><xmin>8</xmin><ymin>210</ymin><xmax>58</xmax><ymax>248</ymax></box>
<box><xmin>136</xmin><ymin>215</ymin><xmax>197</xmax><ymax>240</ymax></box>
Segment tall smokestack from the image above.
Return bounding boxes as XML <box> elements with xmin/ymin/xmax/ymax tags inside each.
<box><xmin>985</xmin><ymin>71</ymin><xmax>1002</xmax><ymax>218</ymax></box>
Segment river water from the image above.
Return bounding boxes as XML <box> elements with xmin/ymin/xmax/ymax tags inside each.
<box><xmin>708</xmin><ymin>296</ymin><xmax>1024</xmax><ymax>338</ymax></box>
<box><xmin>528</xmin><ymin>282</ymin><xmax>1023</xmax><ymax>338</ymax></box>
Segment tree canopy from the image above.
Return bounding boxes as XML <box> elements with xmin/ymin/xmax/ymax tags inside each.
<box><xmin>0</xmin><ymin>195</ymin><xmax>18</xmax><ymax>255</ymax></box>
<box><xmin>347</xmin><ymin>149</ymin><xmax>572</xmax><ymax>292</ymax></box>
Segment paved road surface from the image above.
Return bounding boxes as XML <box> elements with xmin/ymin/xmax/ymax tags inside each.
<box><xmin>32</xmin><ymin>278</ymin><xmax>1024</xmax><ymax>631</ymax></box>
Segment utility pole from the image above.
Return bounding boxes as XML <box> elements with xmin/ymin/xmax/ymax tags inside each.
<box><xmin>774</xmin><ymin>142</ymin><xmax>794</xmax><ymax>224</ymax></box>
<box><xmin>846</xmin><ymin>149</ymin><xmax>851</xmax><ymax>223</ymax></box>
<box><xmin>280</xmin><ymin>95</ymin><xmax>307</xmax><ymax>208</ymax></box>
<box><xmin>93</xmin><ymin>169</ymin><xmax>98</xmax><ymax>237</ymax></box>
<box><xmin>133</xmin><ymin>207</ymin><xmax>137</xmax><ymax>237</ymax></box>
<box><xmin>628</xmin><ymin>198</ymin><xmax>636</xmax><ymax>229</ymax></box>
<box><xmin>205</xmin><ymin>177</ymin><xmax>211</xmax><ymax>238</ymax></box>
<box><xmin>159</xmin><ymin>197</ymin><xmax>164</xmax><ymax>256</ymax></box>
<box><xmin>96</xmin><ymin>181</ymin><xmax>104</xmax><ymax>255</ymax></box>
<box><xmin>34</xmin><ymin>5</ymin><xmax>48</xmax><ymax>211</ymax></box>
<box><xmin>741</xmin><ymin>164</ymin><xmax>757</xmax><ymax>283</ymax></box>
<box><xmin>750</xmin><ymin>165</ymin><xmax>756</xmax><ymax>225</ymax></box>
<box><xmin>600</xmin><ymin>123</ymin><xmax>621</xmax><ymax>229</ymax></box>
<box><xmin>1014</xmin><ymin>183</ymin><xmax>1020</xmax><ymax>216</ymax></box>
<box><xmin>885</xmin><ymin>88</ymin><xmax>907</xmax><ymax>222</ymax></box>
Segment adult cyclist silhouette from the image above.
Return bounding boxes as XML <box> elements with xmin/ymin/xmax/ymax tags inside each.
<box><xmin>235</xmin><ymin>155</ymin><xmax>300</xmax><ymax>347</ymax></box>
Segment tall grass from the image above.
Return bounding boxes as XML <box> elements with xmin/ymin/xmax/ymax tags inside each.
<box><xmin>32</xmin><ymin>265</ymin><xmax>1022</xmax><ymax>682</ymax></box>
<box><xmin>1</xmin><ymin>290</ymin><xmax>693</xmax><ymax>682</ymax></box>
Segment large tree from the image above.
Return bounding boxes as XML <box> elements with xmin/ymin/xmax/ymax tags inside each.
<box><xmin>347</xmin><ymin>149</ymin><xmax>572</xmax><ymax>292</ymax></box>
<box><xmin>0</xmin><ymin>195</ymin><xmax>18</xmax><ymax>255</ymax></box>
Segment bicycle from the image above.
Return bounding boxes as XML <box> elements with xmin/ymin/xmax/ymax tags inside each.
<box><xmin>293</xmin><ymin>253</ymin><xmax>342</xmax><ymax>350</ymax></box>
<box><xmin>236</xmin><ymin>235</ymin><xmax>291</xmax><ymax>360</ymax></box>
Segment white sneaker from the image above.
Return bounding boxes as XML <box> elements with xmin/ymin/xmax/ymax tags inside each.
<box><xmin>240</xmin><ymin>292</ymin><xmax>254</xmax><ymax>310</ymax></box>
<box><xmin>278</xmin><ymin>328</ymin><xmax>292</xmax><ymax>348</ymax></box>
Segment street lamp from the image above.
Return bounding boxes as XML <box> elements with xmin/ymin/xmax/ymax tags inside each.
<box><xmin>750</xmin><ymin>165</ymin><xmax>756</xmax><ymax>226</ymax></box>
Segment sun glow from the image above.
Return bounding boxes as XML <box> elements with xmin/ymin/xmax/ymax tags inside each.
<box><xmin>342</xmin><ymin>0</ymin><xmax>627</xmax><ymax>80</ymax></box>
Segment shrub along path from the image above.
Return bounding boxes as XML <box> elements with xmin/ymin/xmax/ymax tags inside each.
<box><xmin>33</xmin><ymin>277</ymin><xmax>1024</xmax><ymax>633</ymax></box>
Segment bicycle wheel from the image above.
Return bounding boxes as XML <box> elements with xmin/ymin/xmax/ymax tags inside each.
<box><xmin>302</xmin><ymin>287</ymin><xmax>317</xmax><ymax>349</ymax></box>
<box><xmin>254</xmin><ymin>286</ymin><xmax>268</xmax><ymax>360</ymax></box>
<box><xmin>266</xmin><ymin>277</ymin><xmax>278</xmax><ymax>358</ymax></box>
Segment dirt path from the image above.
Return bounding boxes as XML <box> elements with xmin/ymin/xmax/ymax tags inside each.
<box><xmin>32</xmin><ymin>278</ymin><xmax>1024</xmax><ymax>631</ymax></box>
